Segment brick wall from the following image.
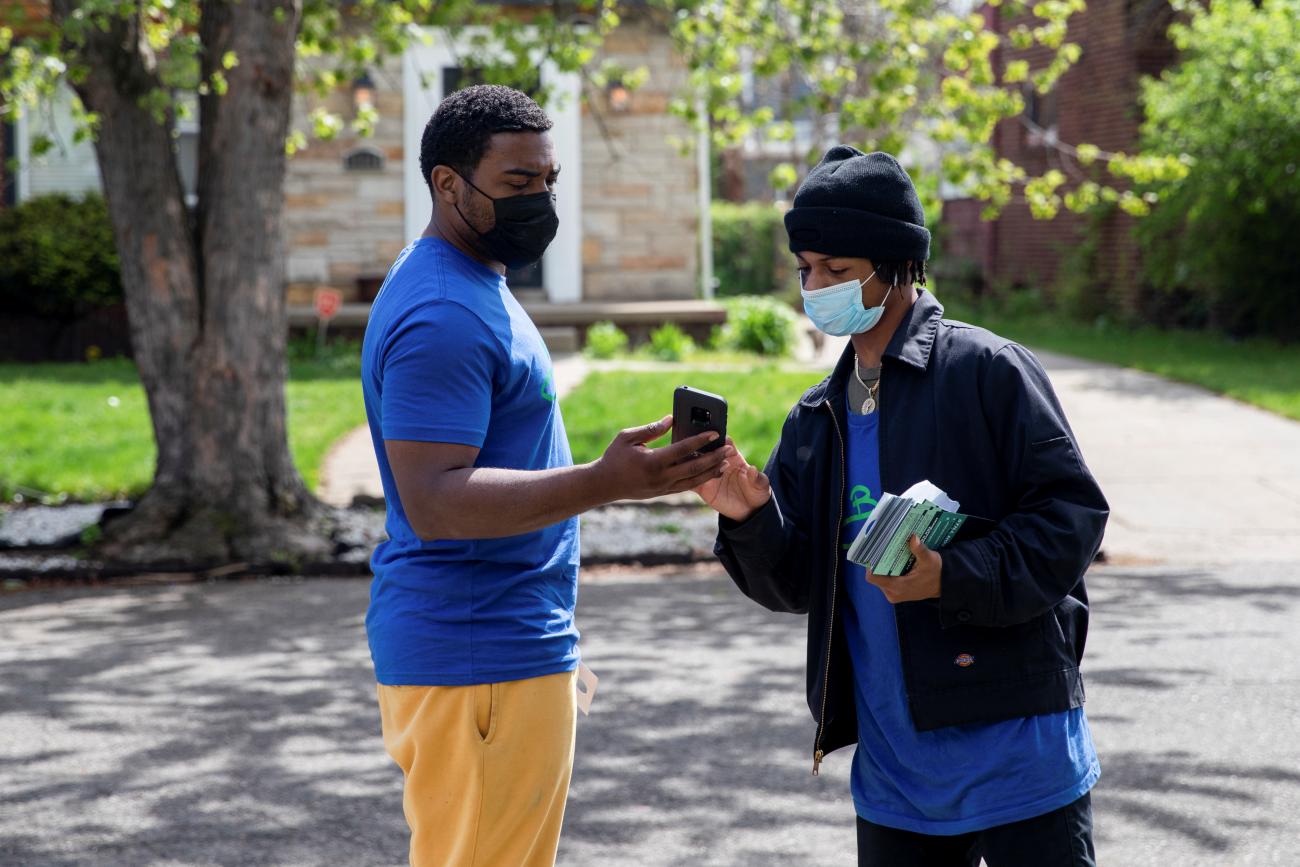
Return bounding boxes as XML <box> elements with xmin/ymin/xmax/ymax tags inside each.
<box><xmin>944</xmin><ymin>0</ymin><xmax>1175</xmax><ymax>314</ymax></box>
<box><xmin>579</xmin><ymin>15</ymin><xmax>699</xmax><ymax>301</ymax></box>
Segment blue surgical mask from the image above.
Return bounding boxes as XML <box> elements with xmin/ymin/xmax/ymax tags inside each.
<box><xmin>801</xmin><ymin>270</ymin><xmax>894</xmax><ymax>336</ymax></box>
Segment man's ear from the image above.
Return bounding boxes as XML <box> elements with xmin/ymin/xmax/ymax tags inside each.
<box><xmin>429</xmin><ymin>165</ymin><xmax>461</xmax><ymax>206</ymax></box>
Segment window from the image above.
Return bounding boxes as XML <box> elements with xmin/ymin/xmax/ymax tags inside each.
<box><xmin>1023</xmin><ymin>84</ymin><xmax>1059</xmax><ymax>146</ymax></box>
<box><xmin>16</xmin><ymin>85</ymin><xmax>102</xmax><ymax>200</ymax></box>
<box><xmin>344</xmin><ymin>145</ymin><xmax>385</xmax><ymax>172</ymax></box>
<box><xmin>175</xmin><ymin>93</ymin><xmax>199</xmax><ymax>208</ymax></box>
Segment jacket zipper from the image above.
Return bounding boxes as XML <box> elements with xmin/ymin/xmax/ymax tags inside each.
<box><xmin>813</xmin><ymin>399</ymin><xmax>847</xmax><ymax>775</ymax></box>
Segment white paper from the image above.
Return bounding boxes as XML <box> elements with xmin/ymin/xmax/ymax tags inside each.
<box><xmin>575</xmin><ymin>662</ymin><xmax>599</xmax><ymax>715</ymax></box>
<box><xmin>900</xmin><ymin>480</ymin><xmax>960</xmax><ymax>513</ymax></box>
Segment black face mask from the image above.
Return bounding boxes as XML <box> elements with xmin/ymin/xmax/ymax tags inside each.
<box><xmin>454</xmin><ymin>172</ymin><xmax>559</xmax><ymax>269</ymax></box>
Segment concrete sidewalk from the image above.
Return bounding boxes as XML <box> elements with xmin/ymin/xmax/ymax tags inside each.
<box><xmin>796</xmin><ymin>333</ymin><xmax>1300</xmax><ymax>566</ymax></box>
<box><xmin>317</xmin><ymin>353</ymin><xmax>591</xmax><ymax>506</ymax></box>
<box><xmin>1035</xmin><ymin>350</ymin><xmax>1300</xmax><ymax>565</ymax></box>
<box><xmin>318</xmin><ymin>335</ymin><xmax>1300</xmax><ymax>566</ymax></box>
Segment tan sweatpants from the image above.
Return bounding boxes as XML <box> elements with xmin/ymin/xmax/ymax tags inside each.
<box><xmin>376</xmin><ymin>670</ymin><xmax>578</xmax><ymax>867</ymax></box>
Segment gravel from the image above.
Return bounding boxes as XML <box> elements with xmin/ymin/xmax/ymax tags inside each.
<box><xmin>0</xmin><ymin>500</ymin><xmax>723</xmax><ymax>578</ymax></box>
<box><xmin>0</xmin><ymin>504</ymin><xmax>119</xmax><ymax>549</ymax></box>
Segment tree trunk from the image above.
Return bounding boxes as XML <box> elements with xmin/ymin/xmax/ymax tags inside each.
<box><xmin>54</xmin><ymin>0</ymin><xmax>330</xmax><ymax>567</ymax></box>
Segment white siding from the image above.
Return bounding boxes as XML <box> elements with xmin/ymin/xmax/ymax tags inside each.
<box><xmin>16</xmin><ymin>84</ymin><xmax>102</xmax><ymax>201</ymax></box>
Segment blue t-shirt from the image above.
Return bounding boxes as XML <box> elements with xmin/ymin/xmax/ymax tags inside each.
<box><xmin>841</xmin><ymin>397</ymin><xmax>1099</xmax><ymax>835</ymax></box>
<box><xmin>360</xmin><ymin>236</ymin><xmax>580</xmax><ymax>686</ymax></box>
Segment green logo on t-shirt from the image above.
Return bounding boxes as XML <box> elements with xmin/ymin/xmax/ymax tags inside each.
<box><xmin>844</xmin><ymin>485</ymin><xmax>877</xmax><ymax>527</ymax></box>
<box><xmin>541</xmin><ymin>372</ymin><xmax>556</xmax><ymax>402</ymax></box>
<box><xmin>842</xmin><ymin>485</ymin><xmax>877</xmax><ymax>549</ymax></box>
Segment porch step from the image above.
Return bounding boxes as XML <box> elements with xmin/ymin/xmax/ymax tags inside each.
<box><xmin>538</xmin><ymin>326</ymin><xmax>579</xmax><ymax>355</ymax></box>
<box><xmin>523</xmin><ymin>300</ymin><xmax>727</xmax><ymax>347</ymax></box>
<box><xmin>287</xmin><ymin>300</ymin><xmax>728</xmax><ymax>348</ymax></box>
<box><xmin>521</xmin><ymin>300</ymin><xmax>727</xmax><ymax>329</ymax></box>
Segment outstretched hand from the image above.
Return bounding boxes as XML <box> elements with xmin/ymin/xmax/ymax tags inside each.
<box><xmin>597</xmin><ymin>415</ymin><xmax>734</xmax><ymax>501</ymax></box>
<box><xmin>694</xmin><ymin>437</ymin><xmax>772</xmax><ymax>522</ymax></box>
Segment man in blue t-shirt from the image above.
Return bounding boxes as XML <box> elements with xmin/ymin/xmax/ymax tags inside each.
<box><xmin>701</xmin><ymin>148</ymin><xmax>1107</xmax><ymax>866</ymax></box>
<box><xmin>361</xmin><ymin>85</ymin><xmax>731</xmax><ymax>867</ymax></box>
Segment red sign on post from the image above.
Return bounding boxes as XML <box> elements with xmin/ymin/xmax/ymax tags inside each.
<box><xmin>314</xmin><ymin>288</ymin><xmax>342</xmax><ymax>320</ymax></box>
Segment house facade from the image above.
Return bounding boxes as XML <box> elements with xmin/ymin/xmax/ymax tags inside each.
<box><xmin>2</xmin><ymin>9</ymin><xmax>702</xmax><ymax>308</ymax></box>
<box><xmin>943</xmin><ymin>0</ymin><xmax>1177</xmax><ymax>312</ymax></box>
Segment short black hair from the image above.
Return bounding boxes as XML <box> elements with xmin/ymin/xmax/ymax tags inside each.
<box><xmin>419</xmin><ymin>84</ymin><xmax>553</xmax><ymax>188</ymax></box>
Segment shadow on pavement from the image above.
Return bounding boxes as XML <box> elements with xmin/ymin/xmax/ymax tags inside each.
<box><xmin>1085</xmin><ymin>564</ymin><xmax>1300</xmax><ymax>863</ymax></box>
<box><xmin>0</xmin><ymin>580</ymin><xmax>408</xmax><ymax>867</ymax></box>
<box><xmin>561</xmin><ymin>574</ymin><xmax>855</xmax><ymax>866</ymax></box>
<box><xmin>1094</xmin><ymin>751</ymin><xmax>1300</xmax><ymax>853</ymax></box>
<box><xmin>3</xmin><ymin>566</ymin><xmax>1298</xmax><ymax>865</ymax></box>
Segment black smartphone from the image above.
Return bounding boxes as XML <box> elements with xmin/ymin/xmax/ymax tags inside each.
<box><xmin>672</xmin><ymin>386</ymin><xmax>727</xmax><ymax>454</ymax></box>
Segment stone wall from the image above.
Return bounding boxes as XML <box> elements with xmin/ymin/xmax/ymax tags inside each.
<box><xmin>283</xmin><ymin>59</ymin><xmax>407</xmax><ymax>305</ymax></box>
<box><xmin>579</xmin><ymin>17</ymin><xmax>700</xmax><ymax>302</ymax></box>
<box><xmin>281</xmin><ymin>17</ymin><xmax>700</xmax><ymax>305</ymax></box>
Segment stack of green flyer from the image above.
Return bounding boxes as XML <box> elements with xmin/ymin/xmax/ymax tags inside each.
<box><xmin>846</xmin><ymin>481</ymin><xmax>988</xmax><ymax>576</ymax></box>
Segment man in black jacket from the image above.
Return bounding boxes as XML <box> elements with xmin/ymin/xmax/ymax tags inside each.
<box><xmin>696</xmin><ymin>146</ymin><xmax>1109</xmax><ymax>867</ymax></box>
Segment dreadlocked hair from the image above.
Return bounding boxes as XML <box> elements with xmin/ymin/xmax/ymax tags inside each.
<box><xmin>875</xmin><ymin>260</ymin><xmax>928</xmax><ymax>288</ymax></box>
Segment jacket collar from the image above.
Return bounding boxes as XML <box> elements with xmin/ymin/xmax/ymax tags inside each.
<box><xmin>800</xmin><ymin>288</ymin><xmax>944</xmax><ymax>408</ymax></box>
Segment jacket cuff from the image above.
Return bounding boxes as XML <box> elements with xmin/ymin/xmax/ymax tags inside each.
<box><xmin>718</xmin><ymin>494</ymin><xmax>781</xmax><ymax>546</ymax></box>
<box><xmin>937</xmin><ymin>543</ymin><xmax>991</xmax><ymax>628</ymax></box>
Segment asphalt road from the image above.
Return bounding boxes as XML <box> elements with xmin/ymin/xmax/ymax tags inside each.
<box><xmin>1</xmin><ymin>563</ymin><xmax>1298</xmax><ymax>866</ymax></box>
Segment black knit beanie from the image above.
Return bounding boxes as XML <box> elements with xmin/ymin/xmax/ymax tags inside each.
<box><xmin>784</xmin><ymin>146</ymin><xmax>930</xmax><ymax>263</ymax></box>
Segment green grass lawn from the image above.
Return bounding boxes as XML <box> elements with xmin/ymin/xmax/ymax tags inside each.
<box><xmin>560</xmin><ymin>366</ymin><xmax>825</xmax><ymax>467</ymax></box>
<box><xmin>7</xmin><ymin>303</ymin><xmax>1299</xmax><ymax>504</ymax></box>
<box><xmin>0</xmin><ymin>357</ymin><xmax>366</xmax><ymax>502</ymax></box>
<box><xmin>941</xmin><ymin>298</ymin><xmax>1300</xmax><ymax>422</ymax></box>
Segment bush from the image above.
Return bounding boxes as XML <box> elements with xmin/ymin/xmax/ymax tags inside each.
<box><xmin>647</xmin><ymin>322</ymin><xmax>695</xmax><ymax>361</ymax></box>
<box><xmin>1135</xmin><ymin>0</ymin><xmax>1300</xmax><ymax>340</ymax></box>
<box><xmin>0</xmin><ymin>193</ymin><xmax>122</xmax><ymax>317</ymax></box>
<box><xmin>1053</xmin><ymin>204</ymin><xmax>1118</xmax><ymax>326</ymax></box>
<box><xmin>583</xmin><ymin>320</ymin><xmax>629</xmax><ymax>359</ymax></box>
<box><xmin>287</xmin><ymin>333</ymin><xmax>363</xmax><ymax>371</ymax></box>
<box><xmin>719</xmin><ymin>295</ymin><xmax>800</xmax><ymax>357</ymax></box>
<box><xmin>711</xmin><ymin>201</ymin><xmax>788</xmax><ymax>296</ymax></box>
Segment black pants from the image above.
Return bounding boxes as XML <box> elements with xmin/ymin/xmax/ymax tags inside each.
<box><xmin>856</xmin><ymin>792</ymin><xmax>1096</xmax><ymax>867</ymax></box>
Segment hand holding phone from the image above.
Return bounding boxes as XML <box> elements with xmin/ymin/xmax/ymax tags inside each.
<box><xmin>595</xmin><ymin>413</ymin><xmax>728</xmax><ymax>502</ymax></box>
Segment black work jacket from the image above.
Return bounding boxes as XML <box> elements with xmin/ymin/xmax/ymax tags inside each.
<box><xmin>714</xmin><ymin>290</ymin><xmax>1109</xmax><ymax>772</ymax></box>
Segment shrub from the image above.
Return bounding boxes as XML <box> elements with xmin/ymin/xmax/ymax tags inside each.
<box><xmin>711</xmin><ymin>201</ymin><xmax>788</xmax><ymax>296</ymax></box>
<box><xmin>647</xmin><ymin>322</ymin><xmax>695</xmax><ymax>361</ymax></box>
<box><xmin>0</xmin><ymin>193</ymin><xmax>122</xmax><ymax>317</ymax></box>
<box><xmin>1054</xmin><ymin>203</ymin><xmax>1125</xmax><ymax>327</ymax></box>
<box><xmin>720</xmin><ymin>295</ymin><xmax>799</xmax><ymax>357</ymax></box>
<box><xmin>1135</xmin><ymin>0</ymin><xmax>1300</xmax><ymax>339</ymax></box>
<box><xmin>583</xmin><ymin>320</ymin><xmax>629</xmax><ymax>359</ymax></box>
